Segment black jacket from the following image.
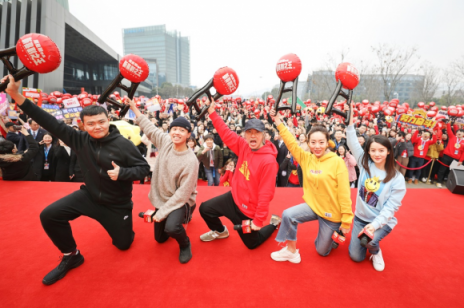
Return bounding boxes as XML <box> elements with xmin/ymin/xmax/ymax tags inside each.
<box><xmin>279</xmin><ymin>157</ymin><xmax>303</xmax><ymax>187</ymax></box>
<box><xmin>33</xmin><ymin>143</ymin><xmax>57</xmax><ymax>181</ymax></box>
<box><xmin>28</xmin><ymin>128</ymin><xmax>47</xmax><ymax>143</ymax></box>
<box><xmin>54</xmin><ymin>146</ymin><xmax>71</xmax><ymax>182</ymax></box>
<box><xmin>20</xmin><ymin>99</ymin><xmax>150</xmax><ymax>208</ymax></box>
<box><xmin>0</xmin><ymin>135</ymin><xmax>39</xmax><ymax>180</ymax></box>
<box><xmin>274</xmin><ymin>139</ymin><xmax>288</xmax><ymax>166</ymax></box>
<box><xmin>69</xmin><ymin>150</ymin><xmax>84</xmax><ymax>182</ymax></box>
<box><xmin>6</xmin><ymin>132</ymin><xmax>29</xmax><ymax>152</ymax></box>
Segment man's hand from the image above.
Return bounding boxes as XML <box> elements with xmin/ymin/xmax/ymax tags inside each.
<box><xmin>207</xmin><ymin>99</ymin><xmax>215</xmax><ymax>115</ymax></box>
<box><xmin>107</xmin><ymin>161</ymin><xmax>120</xmax><ymax>181</ymax></box>
<box><xmin>458</xmin><ymin>162</ymin><xmax>463</xmax><ymax>166</ymax></box>
<box><xmin>202</xmin><ymin>146</ymin><xmax>210</xmax><ymax>154</ymax></box>
<box><xmin>20</xmin><ymin>126</ymin><xmax>29</xmax><ymax>136</ymax></box>
<box><xmin>124</xmin><ymin>98</ymin><xmax>142</xmax><ymax>118</ymax></box>
<box><xmin>2</xmin><ymin>75</ymin><xmax>25</xmax><ymax>104</ymax></box>
<box><xmin>58</xmin><ymin>140</ymin><xmax>65</xmax><ymax>147</ymax></box>
<box><xmin>251</xmin><ymin>221</ymin><xmax>261</xmax><ymax>231</ymax></box>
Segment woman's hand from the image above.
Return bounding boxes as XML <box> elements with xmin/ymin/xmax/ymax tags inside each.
<box><xmin>364</xmin><ymin>224</ymin><xmax>375</xmax><ymax>234</ymax></box>
<box><xmin>344</xmin><ymin>102</ymin><xmax>355</xmax><ymax>126</ymax></box>
<box><xmin>340</xmin><ymin>227</ymin><xmax>350</xmax><ymax>235</ymax></box>
<box><xmin>269</xmin><ymin>109</ymin><xmax>283</xmax><ymax>126</ymax></box>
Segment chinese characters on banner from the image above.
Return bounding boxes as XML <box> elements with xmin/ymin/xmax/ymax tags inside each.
<box><xmin>41</xmin><ymin>104</ymin><xmax>83</xmax><ymax>120</ymax></box>
<box><xmin>22</xmin><ymin>87</ymin><xmax>42</xmax><ymax>106</ymax></box>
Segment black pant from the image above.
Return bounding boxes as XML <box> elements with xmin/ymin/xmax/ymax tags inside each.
<box><xmin>437</xmin><ymin>154</ymin><xmax>454</xmax><ymax>184</ymax></box>
<box><xmin>199</xmin><ymin>191</ymin><xmax>276</xmax><ymax>249</ymax></box>
<box><xmin>154</xmin><ymin>205</ymin><xmax>190</xmax><ymax>248</ymax></box>
<box><xmin>40</xmin><ymin>186</ymin><xmax>134</xmax><ymax>253</ymax></box>
<box><xmin>406</xmin><ymin>156</ymin><xmax>424</xmax><ymax>179</ymax></box>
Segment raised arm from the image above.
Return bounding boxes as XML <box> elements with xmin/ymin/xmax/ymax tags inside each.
<box><xmin>345</xmin><ymin>102</ymin><xmax>365</xmax><ymax>164</ymax></box>
<box><xmin>20</xmin><ymin>129</ymin><xmax>39</xmax><ymax>162</ymax></box>
<box><xmin>208</xmin><ymin>101</ymin><xmax>245</xmax><ymax>155</ymax></box>
<box><xmin>3</xmin><ymin>76</ymin><xmax>84</xmax><ymax>150</ymax></box>
<box><xmin>127</xmin><ymin>99</ymin><xmax>170</xmax><ymax>149</ymax></box>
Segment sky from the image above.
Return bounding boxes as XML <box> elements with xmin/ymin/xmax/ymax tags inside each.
<box><xmin>69</xmin><ymin>0</ymin><xmax>464</xmax><ymax>97</ymax></box>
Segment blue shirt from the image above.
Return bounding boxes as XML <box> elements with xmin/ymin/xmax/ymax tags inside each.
<box><xmin>346</xmin><ymin>125</ymin><xmax>406</xmax><ymax>230</ymax></box>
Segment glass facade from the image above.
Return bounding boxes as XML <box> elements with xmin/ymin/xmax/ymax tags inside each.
<box><xmin>122</xmin><ymin>25</ymin><xmax>190</xmax><ymax>86</ymax></box>
<box><xmin>63</xmin><ymin>54</ymin><xmax>119</xmax><ymax>94</ymax></box>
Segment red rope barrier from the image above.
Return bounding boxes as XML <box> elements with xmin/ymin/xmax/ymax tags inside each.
<box><xmin>436</xmin><ymin>159</ymin><xmax>450</xmax><ymax>168</ymax></box>
<box><xmin>395</xmin><ymin>158</ymin><xmax>433</xmax><ymax>170</ymax></box>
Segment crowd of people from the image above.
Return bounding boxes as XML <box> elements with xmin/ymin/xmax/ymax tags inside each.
<box><xmin>2</xmin><ymin>91</ymin><xmax>463</xmax><ymax>188</ymax></box>
<box><xmin>0</xmin><ymin>73</ymin><xmax>463</xmax><ymax>287</ymax></box>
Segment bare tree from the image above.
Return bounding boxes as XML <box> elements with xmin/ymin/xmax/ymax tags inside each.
<box><xmin>311</xmin><ymin>49</ymin><xmax>350</xmax><ymax>102</ymax></box>
<box><xmin>353</xmin><ymin>60</ymin><xmax>383</xmax><ymax>102</ymax></box>
<box><xmin>454</xmin><ymin>55</ymin><xmax>464</xmax><ymax>80</ymax></box>
<box><xmin>414</xmin><ymin>61</ymin><xmax>440</xmax><ymax>103</ymax></box>
<box><xmin>441</xmin><ymin>66</ymin><xmax>460</xmax><ymax>106</ymax></box>
<box><xmin>371</xmin><ymin>44</ymin><xmax>419</xmax><ymax>101</ymax></box>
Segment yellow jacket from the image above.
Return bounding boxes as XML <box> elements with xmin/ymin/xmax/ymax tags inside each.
<box><xmin>278</xmin><ymin>124</ymin><xmax>353</xmax><ymax>229</ymax></box>
<box><xmin>426</xmin><ymin>142</ymin><xmax>444</xmax><ymax>159</ymax></box>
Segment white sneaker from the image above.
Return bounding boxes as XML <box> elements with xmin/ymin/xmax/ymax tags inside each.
<box><xmin>421</xmin><ymin>177</ymin><xmax>427</xmax><ymax>183</ymax></box>
<box><xmin>271</xmin><ymin>246</ymin><xmax>301</xmax><ymax>264</ymax></box>
<box><xmin>370</xmin><ymin>249</ymin><xmax>385</xmax><ymax>271</ymax></box>
<box><xmin>436</xmin><ymin>183</ymin><xmax>442</xmax><ymax>188</ymax></box>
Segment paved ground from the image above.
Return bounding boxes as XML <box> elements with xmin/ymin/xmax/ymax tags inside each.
<box><xmin>405</xmin><ymin>181</ymin><xmax>443</xmax><ymax>189</ymax></box>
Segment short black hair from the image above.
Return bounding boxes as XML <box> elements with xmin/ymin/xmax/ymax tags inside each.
<box><xmin>0</xmin><ymin>139</ymin><xmax>15</xmax><ymax>154</ymax></box>
<box><xmin>79</xmin><ymin>105</ymin><xmax>108</xmax><ymax>122</ymax></box>
<box><xmin>28</xmin><ymin>118</ymin><xmax>38</xmax><ymax>125</ymax></box>
<box><xmin>204</xmin><ymin>134</ymin><xmax>214</xmax><ymax>141</ymax></box>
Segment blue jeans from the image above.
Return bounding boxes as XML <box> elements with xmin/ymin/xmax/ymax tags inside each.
<box><xmin>287</xmin><ymin>182</ymin><xmax>300</xmax><ymax>187</ymax></box>
<box><xmin>349</xmin><ymin>216</ymin><xmax>392</xmax><ymax>262</ymax></box>
<box><xmin>276</xmin><ymin>203</ymin><xmax>341</xmax><ymax>256</ymax></box>
<box><xmin>204</xmin><ymin>166</ymin><xmax>219</xmax><ymax>186</ymax></box>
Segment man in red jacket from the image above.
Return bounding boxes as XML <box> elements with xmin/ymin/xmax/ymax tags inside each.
<box><xmin>199</xmin><ymin>101</ymin><xmax>281</xmax><ymax>249</ymax></box>
<box><xmin>407</xmin><ymin>129</ymin><xmax>436</xmax><ymax>184</ymax></box>
<box><xmin>436</xmin><ymin>123</ymin><xmax>464</xmax><ymax>187</ymax></box>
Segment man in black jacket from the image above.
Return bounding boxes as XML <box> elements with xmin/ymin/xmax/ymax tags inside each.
<box><xmin>273</xmin><ymin>133</ymin><xmax>288</xmax><ymax>187</ymax></box>
<box><xmin>3</xmin><ymin>75</ymin><xmax>150</xmax><ymax>286</ymax></box>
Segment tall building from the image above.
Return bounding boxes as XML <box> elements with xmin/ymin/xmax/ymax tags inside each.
<box><xmin>0</xmin><ymin>0</ymin><xmax>151</xmax><ymax>95</ymax></box>
<box><xmin>122</xmin><ymin>25</ymin><xmax>191</xmax><ymax>87</ymax></box>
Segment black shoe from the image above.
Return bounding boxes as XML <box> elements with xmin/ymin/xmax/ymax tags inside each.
<box><xmin>179</xmin><ymin>242</ymin><xmax>192</xmax><ymax>264</ymax></box>
<box><xmin>42</xmin><ymin>252</ymin><xmax>84</xmax><ymax>285</ymax></box>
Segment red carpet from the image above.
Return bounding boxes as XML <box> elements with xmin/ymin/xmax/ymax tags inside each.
<box><xmin>0</xmin><ymin>181</ymin><xmax>463</xmax><ymax>307</ymax></box>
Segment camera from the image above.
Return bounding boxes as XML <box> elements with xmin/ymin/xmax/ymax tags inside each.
<box><xmin>13</xmin><ymin>125</ymin><xmax>23</xmax><ymax>131</ymax></box>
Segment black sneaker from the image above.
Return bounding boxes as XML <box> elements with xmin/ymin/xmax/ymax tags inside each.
<box><xmin>42</xmin><ymin>252</ymin><xmax>85</xmax><ymax>285</ymax></box>
<box><xmin>179</xmin><ymin>242</ymin><xmax>192</xmax><ymax>264</ymax></box>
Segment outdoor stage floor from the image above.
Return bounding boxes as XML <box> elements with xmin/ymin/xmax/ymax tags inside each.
<box><xmin>0</xmin><ymin>181</ymin><xmax>463</xmax><ymax>308</ymax></box>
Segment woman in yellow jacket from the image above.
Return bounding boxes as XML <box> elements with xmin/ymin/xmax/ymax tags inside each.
<box><xmin>269</xmin><ymin>110</ymin><xmax>353</xmax><ymax>263</ymax></box>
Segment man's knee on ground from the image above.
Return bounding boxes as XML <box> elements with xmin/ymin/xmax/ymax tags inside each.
<box><xmin>243</xmin><ymin>240</ymin><xmax>259</xmax><ymax>250</ymax></box>
<box><xmin>113</xmin><ymin>237</ymin><xmax>133</xmax><ymax>251</ymax></box>
<box><xmin>315</xmin><ymin>245</ymin><xmax>331</xmax><ymax>257</ymax></box>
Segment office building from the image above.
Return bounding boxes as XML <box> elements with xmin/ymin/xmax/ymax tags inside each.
<box><xmin>122</xmin><ymin>25</ymin><xmax>191</xmax><ymax>87</ymax></box>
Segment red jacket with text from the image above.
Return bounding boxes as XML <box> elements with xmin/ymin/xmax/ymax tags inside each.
<box><xmin>411</xmin><ymin>130</ymin><xmax>437</xmax><ymax>158</ymax></box>
<box><xmin>210</xmin><ymin>112</ymin><xmax>278</xmax><ymax>227</ymax></box>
